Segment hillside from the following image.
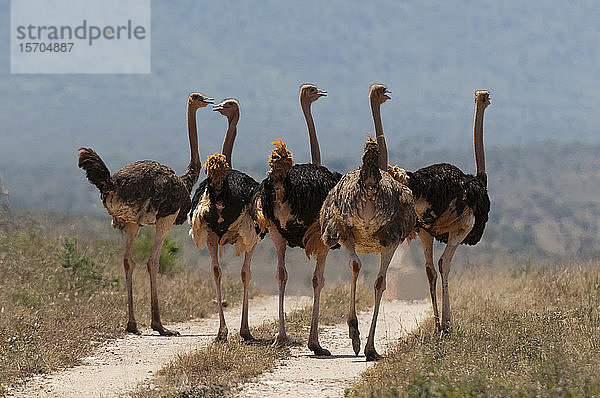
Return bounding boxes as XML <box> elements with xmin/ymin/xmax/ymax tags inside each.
<box><xmin>2</xmin><ymin>142</ymin><xmax>599</xmax><ymax>278</ymax></box>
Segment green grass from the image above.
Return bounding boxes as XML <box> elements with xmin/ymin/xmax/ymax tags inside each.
<box><xmin>0</xmin><ymin>219</ymin><xmax>246</xmax><ymax>390</ymax></box>
<box><xmin>348</xmin><ymin>262</ymin><xmax>600</xmax><ymax>397</ymax></box>
<box><xmin>133</xmin><ymin>283</ymin><xmax>374</xmax><ymax>397</ymax></box>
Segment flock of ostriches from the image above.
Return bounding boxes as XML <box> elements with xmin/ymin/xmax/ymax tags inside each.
<box><xmin>78</xmin><ymin>84</ymin><xmax>491</xmax><ymax>361</ymax></box>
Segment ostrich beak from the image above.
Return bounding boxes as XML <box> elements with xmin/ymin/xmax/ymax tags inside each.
<box><xmin>205</xmin><ymin>97</ymin><xmax>215</xmax><ymax>104</ymax></box>
<box><xmin>384</xmin><ymin>89</ymin><xmax>391</xmax><ymax>100</ymax></box>
<box><xmin>316</xmin><ymin>89</ymin><xmax>327</xmax><ymax>97</ymax></box>
<box><xmin>212</xmin><ymin>102</ymin><xmax>224</xmax><ymax>112</ymax></box>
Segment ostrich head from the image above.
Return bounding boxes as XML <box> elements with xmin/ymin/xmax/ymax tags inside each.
<box><xmin>213</xmin><ymin>98</ymin><xmax>240</xmax><ymax>118</ymax></box>
<box><xmin>188</xmin><ymin>92</ymin><xmax>214</xmax><ymax>108</ymax></box>
<box><xmin>369</xmin><ymin>83</ymin><xmax>391</xmax><ymax>105</ymax></box>
<box><xmin>299</xmin><ymin>84</ymin><xmax>327</xmax><ymax>104</ymax></box>
<box><xmin>474</xmin><ymin>90</ymin><xmax>491</xmax><ymax>108</ymax></box>
<box><xmin>360</xmin><ymin>136</ymin><xmax>382</xmax><ymax>198</ymax></box>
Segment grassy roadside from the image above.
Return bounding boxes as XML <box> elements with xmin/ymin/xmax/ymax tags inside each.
<box><xmin>348</xmin><ymin>262</ymin><xmax>600</xmax><ymax>397</ymax></box>
<box><xmin>0</xmin><ymin>218</ymin><xmax>245</xmax><ymax>392</ymax></box>
<box><xmin>133</xmin><ymin>284</ymin><xmax>374</xmax><ymax>397</ymax></box>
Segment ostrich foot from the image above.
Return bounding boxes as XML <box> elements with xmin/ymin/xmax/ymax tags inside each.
<box><xmin>348</xmin><ymin>320</ymin><xmax>361</xmax><ymax>356</ymax></box>
<box><xmin>273</xmin><ymin>332</ymin><xmax>288</xmax><ymax>346</ymax></box>
<box><xmin>151</xmin><ymin>321</ymin><xmax>180</xmax><ymax>336</ymax></box>
<box><xmin>308</xmin><ymin>342</ymin><xmax>331</xmax><ymax>357</ymax></box>
<box><xmin>364</xmin><ymin>346</ymin><xmax>383</xmax><ymax>362</ymax></box>
<box><xmin>126</xmin><ymin>321</ymin><xmax>141</xmax><ymax>335</ymax></box>
<box><xmin>215</xmin><ymin>326</ymin><xmax>228</xmax><ymax>342</ymax></box>
<box><xmin>240</xmin><ymin>329</ymin><xmax>254</xmax><ymax>342</ymax></box>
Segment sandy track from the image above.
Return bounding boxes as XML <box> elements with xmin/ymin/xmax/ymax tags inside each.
<box><xmin>9</xmin><ymin>295</ymin><xmax>312</xmax><ymax>398</ymax></box>
<box><xmin>236</xmin><ymin>299</ymin><xmax>430</xmax><ymax>398</ymax></box>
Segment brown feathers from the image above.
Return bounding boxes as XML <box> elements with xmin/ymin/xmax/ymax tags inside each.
<box><xmin>303</xmin><ymin>221</ymin><xmax>330</xmax><ymax>259</ymax></box>
<box><xmin>361</xmin><ymin>136</ymin><xmax>380</xmax><ymax>169</ymax></box>
<box><xmin>204</xmin><ymin>153</ymin><xmax>229</xmax><ymax>186</ymax></box>
<box><xmin>267</xmin><ymin>138</ymin><xmax>293</xmax><ymax>179</ymax></box>
<box><xmin>387</xmin><ymin>164</ymin><xmax>409</xmax><ymax>185</ymax></box>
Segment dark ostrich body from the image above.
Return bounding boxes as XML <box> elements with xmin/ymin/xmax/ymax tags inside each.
<box><xmin>188</xmin><ymin>98</ymin><xmax>262</xmax><ymax>341</ymax></box>
<box><xmin>403</xmin><ymin>90</ymin><xmax>491</xmax><ymax>332</ymax></box>
<box><xmin>191</xmin><ymin>169</ymin><xmax>259</xmax><ymax>240</ymax></box>
<box><xmin>78</xmin><ymin>92</ymin><xmax>213</xmax><ymax>336</ymax></box>
<box><xmin>257</xmin><ymin>163</ymin><xmax>341</xmax><ymax>248</ymax></box>
<box><xmin>252</xmin><ymin>83</ymin><xmax>339</xmax><ymax>356</ymax></box>
<box><xmin>407</xmin><ymin>163</ymin><xmax>489</xmax><ymax>245</ymax></box>
<box><xmin>98</xmin><ymin>160</ymin><xmax>196</xmax><ymax>228</ymax></box>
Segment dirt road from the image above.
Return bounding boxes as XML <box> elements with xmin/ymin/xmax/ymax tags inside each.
<box><xmin>9</xmin><ymin>295</ymin><xmax>312</xmax><ymax>398</ymax></box>
<box><xmin>10</xmin><ymin>296</ymin><xmax>428</xmax><ymax>398</ymax></box>
<box><xmin>236</xmin><ymin>299</ymin><xmax>429</xmax><ymax>398</ymax></box>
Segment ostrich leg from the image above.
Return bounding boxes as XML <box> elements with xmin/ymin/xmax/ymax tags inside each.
<box><xmin>207</xmin><ymin>231</ymin><xmax>228</xmax><ymax>341</ymax></box>
<box><xmin>341</xmin><ymin>241</ymin><xmax>362</xmax><ymax>356</ymax></box>
<box><xmin>240</xmin><ymin>245</ymin><xmax>256</xmax><ymax>341</ymax></box>
<box><xmin>308</xmin><ymin>251</ymin><xmax>331</xmax><ymax>356</ymax></box>
<box><xmin>418</xmin><ymin>230</ymin><xmax>441</xmax><ymax>331</ymax></box>
<box><xmin>364</xmin><ymin>242</ymin><xmax>399</xmax><ymax>361</ymax></box>
<box><xmin>270</xmin><ymin>228</ymin><xmax>289</xmax><ymax>344</ymax></box>
<box><xmin>148</xmin><ymin>213</ymin><xmax>179</xmax><ymax>336</ymax></box>
<box><xmin>123</xmin><ymin>223</ymin><xmax>141</xmax><ymax>334</ymax></box>
<box><xmin>438</xmin><ymin>214</ymin><xmax>474</xmax><ymax>331</ymax></box>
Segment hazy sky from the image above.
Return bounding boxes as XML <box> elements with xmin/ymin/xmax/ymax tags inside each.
<box><xmin>1</xmin><ymin>0</ymin><xmax>599</xmax><ymax>174</ymax></box>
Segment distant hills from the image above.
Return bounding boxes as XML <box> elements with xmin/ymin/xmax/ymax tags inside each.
<box><xmin>2</xmin><ymin>142</ymin><xmax>600</xmax><ymax>266</ymax></box>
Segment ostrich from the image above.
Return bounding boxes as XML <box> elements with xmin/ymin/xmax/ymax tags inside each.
<box><xmin>404</xmin><ymin>90</ymin><xmax>491</xmax><ymax>332</ymax></box>
<box><xmin>188</xmin><ymin>98</ymin><xmax>261</xmax><ymax>341</ymax></box>
<box><xmin>78</xmin><ymin>92</ymin><xmax>213</xmax><ymax>336</ymax></box>
<box><xmin>253</xmin><ymin>84</ymin><xmax>340</xmax><ymax>356</ymax></box>
<box><xmin>320</xmin><ymin>84</ymin><xmax>416</xmax><ymax>361</ymax></box>
<box><xmin>320</xmin><ymin>136</ymin><xmax>415</xmax><ymax>361</ymax></box>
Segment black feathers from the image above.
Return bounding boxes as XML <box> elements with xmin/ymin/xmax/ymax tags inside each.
<box><xmin>407</xmin><ymin>163</ymin><xmax>490</xmax><ymax>245</ymax></box>
<box><xmin>259</xmin><ymin>163</ymin><xmax>341</xmax><ymax>247</ymax></box>
<box><xmin>78</xmin><ymin>148</ymin><xmax>113</xmax><ymax>192</ymax></box>
<box><xmin>190</xmin><ymin>169</ymin><xmax>259</xmax><ymax>239</ymax></box>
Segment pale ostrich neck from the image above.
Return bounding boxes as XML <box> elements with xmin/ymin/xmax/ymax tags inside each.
<box><xmin>187</xmin><ymin>104</ymin><xmax>201</xmax><ymax>168</ymax></box>
<box><xmin>370</xmin><ymin>97</ymin><xmax>387</xmax><ymax>170</ymax></box>
<box><xmin>221</xmin><ymin>111</ymin><xmax>239</xmax><ymax>168</ymax></box>
<box><xmin>301</xmin><ymin>98</ymin><xmax>321</xmax><ymax>166</ymax></box>
<box><xmin>473</xmin><ymin>103</ymin><xmax>486</xmax><ymax>177</ymax></box>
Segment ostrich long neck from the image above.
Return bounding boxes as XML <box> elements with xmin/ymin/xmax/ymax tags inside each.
<box><xmin>473</xmin><ymin>103</ymin><xmax>486</xmax><ymax>183</ymax></box>
<box><xmin>187</xmin><ymin>104</ymin><xmax>201</xmax><ymax>168</ymax></box>
<box><xmin>221</xmin><ymin>111</ymin><xmax>239</xmax><ymax>168</ymax></box>
<box><xmin>301</xmin><ymin>98</ymin><xmax>321</xmax><ymax>166</ymax></box>
<box><xmin>370</xmin><ymin>96</ymin><xmax>388</xmax><ymax>170</ymax></box>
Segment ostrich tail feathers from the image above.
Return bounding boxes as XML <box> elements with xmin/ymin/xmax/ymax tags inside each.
<box><xmin>77</xmin><ymin>147</ymin><xmax>112</xmax><ymax>192</ymax></box>
<box><xmin>387</xmin><ymin>164</ymin><xmax>409</xmax><ymax>185</ymax></box>
<box><xmin>267</xmin><ymin>138</ymin><xmax>293</xmax><ymax>179</ymax></box>
<box><xmin>360</xmin><ymin>137</ymin><xmax>382</xmax><ymax>187</ymax></box>
<box><xmin>361</xmin><ymin>136</ymin><xmax>380</xmax><ymax>168</ymax></box>
<box><xmin>204</xmin><ymin>153</ymin><xmax>229</xmax><ymax>185</ymax></box>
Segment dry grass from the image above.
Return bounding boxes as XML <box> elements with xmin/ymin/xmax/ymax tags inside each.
<box><xmin>133</xmin><ymin>283</ymin><xmax>374</xmax><ymax>397</ymax></box>
<box><xmin>348</xmin><ymin>262</ymin><xmax>600</xmax><ymax>397</ymax></box>
<box><xmin>0</xmin><ymin>219</ymin><xmax>245</xmax><ymax>391</ymax></box>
